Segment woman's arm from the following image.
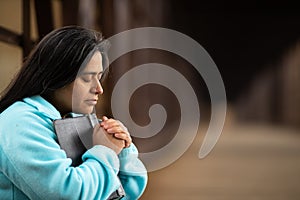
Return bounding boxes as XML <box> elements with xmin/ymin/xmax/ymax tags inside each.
<box><xmin>99</xmin><ymin>117</ymin><xmax>148</xmax><ymax>199</ymax></box>
<box><xmin>118</xmin><ymin>144</ymin><xmax>148</xmax><ymax>199</ymax></box>
<box><xmin>0</xmin><ymin>108</ymin><xmax>122</xmax><ymax>199</ymax></box>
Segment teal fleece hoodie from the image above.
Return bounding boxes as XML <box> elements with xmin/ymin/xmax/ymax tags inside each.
<box><xmin>0</xmin><ymin>95</ymin><xmax>147</xmax><ymax>199</ymax></box>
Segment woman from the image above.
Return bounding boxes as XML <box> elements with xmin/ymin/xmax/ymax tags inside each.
<box><xmin>0</xmin><ymin>26</ymin><xmax>147</xmax><ymax>199</ymax></box>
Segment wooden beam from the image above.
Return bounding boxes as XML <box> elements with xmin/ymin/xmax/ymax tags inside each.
<box><xmin>22</xmin><ymin>0</ymin><xmax>31</xmax><ymax>58</ymax></box>
<box><xmin>34</xmin><ymin>0</ymin><xmax>54</xmax><ymax>40</ymax></box>
<box><xmin>0</xmin><ymin>26</ymin><xmax>22</xmax><ymax>46</ymax></box>
<box><xmin>98</xmin><ymin>0</ymin><xmax>114</xmax><ymax>37</ymax></box>
<box><xmin>62</xmin><ymin>0</ymin><xmax>79</xmax><ymax>26</ymax></box>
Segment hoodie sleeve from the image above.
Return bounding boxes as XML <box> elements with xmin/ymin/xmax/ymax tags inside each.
<box><xmin>0</xmin><ymin>108</ymin><xmax>123</xmax><ymax>199</ymax></box>
<box><xmin>117</xmin><ymin>144</ymin><xmax>148</xmax><ymax>199</ymax></box>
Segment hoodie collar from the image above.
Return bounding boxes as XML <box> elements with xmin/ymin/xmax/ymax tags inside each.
<box><xmin>23</xmin><ymin>95</ymin><xmax>62</xmax><ymax>120</ymax></box>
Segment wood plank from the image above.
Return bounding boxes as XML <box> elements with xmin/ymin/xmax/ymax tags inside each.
<box><xmin>34</xmin><ymin>0</ymin><xmax>54</xmax><ymax>40</ymax></box>
<box><xmin>22</xmin><ymin>0</ymin><xmax>31</xmax><ymax>57</ymax></box>
<box><xmin>0</xmin><ymin>26</ymin><xmax>22</xmax><ymax>46</ymax></box>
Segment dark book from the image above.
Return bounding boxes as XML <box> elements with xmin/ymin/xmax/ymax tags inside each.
<box><xmin>53</xmin><ymin>114</ymin><xmax>97</xmax><ymax>166</ymax></box>
<box><xmin>53</xmin><ymin>113</ymin><xmax>125</xmax><ymax>199</ymax></box>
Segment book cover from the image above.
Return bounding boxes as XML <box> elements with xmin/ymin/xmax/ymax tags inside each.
<box><xmin>53</xmin><ymin>113</ymin><xmax>125</xmax><ymax>199</ymax></box>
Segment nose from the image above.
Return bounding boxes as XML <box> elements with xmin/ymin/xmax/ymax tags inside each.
<box><xmin>92</xmin><ymin>79</ymin><xmax>103</xmax><ymax>95</ymax></box>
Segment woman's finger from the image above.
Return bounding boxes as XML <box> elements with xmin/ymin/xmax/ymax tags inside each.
<box><xmin>102</xmin><ymin>116</ymin><xmax>108</xmax><ymax>121</ymax></box>
<box><xmin>114</xmin><ymin>132</ymin><xmax>132</xmax><ymax>148</ymax></box>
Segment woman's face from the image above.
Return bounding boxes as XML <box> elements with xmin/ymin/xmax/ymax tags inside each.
<box><xmin>53</xmin><ymin>51</ymin><xmax>104</xmax><ymax>115</ymax></box>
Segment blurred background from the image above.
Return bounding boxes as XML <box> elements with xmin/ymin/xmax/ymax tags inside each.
<box><xmin>1</xmin><ymin>0</ymin><xmax>300</xmax><ymax>199</ymax></box>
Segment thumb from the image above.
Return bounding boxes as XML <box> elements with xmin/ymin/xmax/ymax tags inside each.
<box><xmin>102</xmin><ymin>116</ymin><xmax>108</xmax><ymax>121</ymax></box>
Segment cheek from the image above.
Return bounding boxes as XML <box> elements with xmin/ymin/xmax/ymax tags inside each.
<box><xmin>72</xmin><ymin>82</ymin><xmax>89</xmax><ymax>102</ymax></box>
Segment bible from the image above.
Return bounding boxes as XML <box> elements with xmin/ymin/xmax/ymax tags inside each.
<box><xmin>53</xmin><ymin>113</ymin><xmax>125</xmax><ymax>200</ymax></box>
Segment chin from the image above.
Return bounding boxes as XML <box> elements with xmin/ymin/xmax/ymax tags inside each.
<box><xmin>73</xmin><ymin>107</ymin><xmax>94</xmax><ymax>115</ymax></box>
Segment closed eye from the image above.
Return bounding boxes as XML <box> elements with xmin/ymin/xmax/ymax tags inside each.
<box><xmin>80</xmin><ymin>71</ymin><xmax>103</xmax><ymax>82</ymax></box>
<box><xmin>81</xmin><ymin>74</ymin><xmax>93</xmax><ymax>82</ymax></box>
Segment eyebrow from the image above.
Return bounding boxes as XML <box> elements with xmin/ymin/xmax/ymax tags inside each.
<box><xmin>80</xmin><ymin>71</ymin><xmax>103</xmax><ymax>76</ymax></box>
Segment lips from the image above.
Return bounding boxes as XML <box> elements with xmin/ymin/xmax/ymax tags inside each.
<box><xmin>85</xmin><ymin>99</ymin><xmax>98</xmax><ymax>105</ymax></box>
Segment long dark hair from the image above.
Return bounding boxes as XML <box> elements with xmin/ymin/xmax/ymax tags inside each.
<box><xmin>0</xmin><ymin>26</ymin><xmax>108</xmax><ymax>113</ymax></box>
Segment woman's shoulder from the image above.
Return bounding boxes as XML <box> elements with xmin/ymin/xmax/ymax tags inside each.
<box><xmin>0</xmin><ymin>96</ymin><xmax>58</xmax><ymax>140</ymax></box>
<box><xmin>1</xmin><ymin>95</ymin><xmax>61</xmax><ymax>121</ymax></box>
<box><xmin>0</xmin><ymin>99</ymin><xmax>33</xmax><ymax>119</ymax></box>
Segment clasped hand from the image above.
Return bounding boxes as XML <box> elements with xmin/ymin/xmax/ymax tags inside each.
<box><xmin>93</xmin><ymin>116</ymin><xmax>132</xmax><ymax>155</ymax></box>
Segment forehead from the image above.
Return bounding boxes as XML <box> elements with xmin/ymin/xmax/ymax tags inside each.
<box><xmin>82</xmin><ymin>51</ymin><xmax>103</xmax><ymax>72</ymax></box>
